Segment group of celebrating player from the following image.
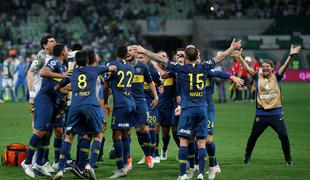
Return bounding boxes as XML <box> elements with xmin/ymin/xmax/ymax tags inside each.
<box><xmin>20</xmin><ymin>34</ymin><xmax>300</xmax><ymax>180</ymax></box>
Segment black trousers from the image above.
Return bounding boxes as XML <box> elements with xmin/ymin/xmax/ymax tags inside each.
<box><xmin>245</xmin><ymin>115</ymin><xmax>292</xmax><ymax>161</ymax></box>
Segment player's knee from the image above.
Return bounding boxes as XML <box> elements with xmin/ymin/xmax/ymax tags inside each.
<box><xmin>141</xmin><ymin>125</ymin><xmax>149</xmax><ymax>133</ymax></box>
<box><xmin>196</xmin><ymin>138</ymin><xmax>206</xmax><ymax>148</ymax></box>
<box><xmin>34</xmin><ymin>129</ymin><xmax>47</xmax><ymax>137</ymax></box>
<box><xmin>54</xmin><ymin>128</ymin><xmax>63</xmax><ymax>138</ymax></box>
<box><xmin>64</xmin><ymin>134</ymin><xmax>74</xmax><ymax>143</ymax></box>
<box><xmin>179</xmin><ymin>137</ymin><xmax>189</xmax><ymax>147</ymax></box>
<box><xmin>206</xmin><ymin>135</ymin><xmax>214</xmax><ymax>144</ymax></box>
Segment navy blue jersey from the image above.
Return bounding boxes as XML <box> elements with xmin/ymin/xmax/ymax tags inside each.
<box><xmin>167</xmin><ymin>59</ymin><xmax>216</xmax><ymax>108</ymax></box>
<box><xmin>144</xmin><ymin>63</ymin><xmax>161</xmax><ymax>105</ymax></box>
<box><xmin>205</xmin><ymin>70</ymin><xmax>231</xmax><ymax>111</ymax></box>
<box><xmin>132</xmin><ymin>61</ymin><xmax>153</xmax><ymax>101</ymax></box>
<box><xmin>60</xmin><ymin>65</ymin><xmax>109</xmax><ymax>106</ymax></box>
<box><xmin>36</xmin><ymin>57</ymin><xmax>64</xmax><ymax>103</ymax></box>
<box><xmin>158</xmin><ymin>71</ymin><xmax>176</xmax><ymax>109</ymax></box>
<box><xmin>109</xmin><ymin>60</ymin><xmax>136</xmax><ymax>108</ymax></box>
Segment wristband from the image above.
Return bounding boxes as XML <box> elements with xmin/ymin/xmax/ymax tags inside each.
<box><xmin>29</xmin><ymin>91</ymin><xmax>35</xmax><ymax>98</ymax></box>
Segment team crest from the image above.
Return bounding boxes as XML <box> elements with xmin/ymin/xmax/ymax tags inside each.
<box><xmin>135</xmin><ymin>67</ymin><xmax>142</xmax><ymax>73</ymax></box>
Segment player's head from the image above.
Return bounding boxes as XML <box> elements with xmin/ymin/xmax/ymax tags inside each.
<box><xmin>71</xmin><ymin>43</ymin><xmax>83</xmax><ymax>51</ymax></box>
<box><xmin>116</xmin><ymin>43</ymin><xmax>128</xmax><ymax>60</ymax></box>
<box><xmin>176</xmin><ymin>48</ymin><xmax>185</xmax><ymax>65</ymax></box>
<box><xmin>185</xmin><ymin>47</ymin><xmax>198</xmax><ymax>63</ymax></box>
<box><xmin>41</xmin><ymin>35</ymin><xmax>56</xmax><ymax>54</ymax></box>
<box><xmin>157</xmin><ymin>50</ymin><xmax>168</xmax><ymax>61</ymax></box>
<box><xmin>87</xmin><ymin>49</ymin><xmax>97</xmax><ymax>65</ymax></box>
<box><xmin>127</xmin><ymin>45</ymin><xmax>137</xmax><ymax>61</ymax></box>
<box><xmin>53</xmin><ymin>43</ymin><xmax>68</xmax><ymax>61</ymax></box>
<box><xmin>261</xmin><ymin>59</ymin><xmax>274</xmax><ymax>77</ymax></box>
<box><xmin>75</xmin><ymin>50</ymin><xmax>89</xmax><ymax>67</ymax></box>
<box><xmin>136</xmin><ymin>53</ymin><xmax>148</xmax><ymax>63</ymax></box>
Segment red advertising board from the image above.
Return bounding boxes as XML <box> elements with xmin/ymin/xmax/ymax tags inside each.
<box><xmin>283</xmin><ymin>69</ymin><xmax>310</xmax><ymax>82</ymax></box>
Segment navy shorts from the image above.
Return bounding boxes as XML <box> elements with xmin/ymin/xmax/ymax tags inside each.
<box><xmin>158</xmin><ymin>107</ymin><xmax>173</xmax><ymax>127</ymax></box>
<box><xmin>65</xmin><ymin>105</ymin><xmax>102</xmax><ymax>135</ymax></box>
<box><xmin>133</xmin><ymin>101</ymin><xmax>149</xmax><ymax>128</ymax></box>
<box><xmin>148</xmin><ymin>106</ymin><xmax>158</xmax><ymax>129</ymax></box>
<box><xmin>207</xmin><ymin>110</ymin><xmax>215</xmax><ymax>135</ymax></box>
<box><xmin>111</xmin><ymin>106</ymin><xmax>135</xmax><ymax>130</ymax></box>
<box><xmin>34</xmin><ymin>100</ymin><xmax>55</xmax><ymax>131</ymax></box>
<box><xmin>177</xmin><ymin>107</ymin><xmax>208</xmax><ymax>138</ymax></box>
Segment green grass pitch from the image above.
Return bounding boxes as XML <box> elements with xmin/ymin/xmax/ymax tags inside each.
<box><xmin>0</xmin><ymin>82</ymin><xmax>309</xmax><ymax>180</ymax></box>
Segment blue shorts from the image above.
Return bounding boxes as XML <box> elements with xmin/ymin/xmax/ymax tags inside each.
<box><xmin>98</xmin><ymin>106</ymin><xmax>105</xmax><ymax>123</ymax></box>
<box><xmin>111</xmin><ymin>106</ymin><xmax>135</xmax><ymax>130</ymax></box>
<box><xmin>177</xmin><ymin>107</ymin><xmax>208</xmax><ymax>138</ymax></box>
<box><xmin>158</xmin><ymin>107</ymin><xmax>173</xmax><ymax>127</ymax></box>
<box><xmin>207</xmin><ymin>110</ymin><xmax>215</xmax><ymax>135</ymax></box>
<box><xmin>148</xmin><ymin>106</ymin><xmax>158</xmax><ymax>129</ymax></box>
<box><xmin>34</xmin><ymin>100</ymin><xmax>56</xmax><ymax>131</ymax></box>
<box><xmin>65</xmin><ymin>105</ymin><xmax>102</xmax><ymax>135</ymax></box>
<box><xmin>133</xmin><ymin>101</ymin><xmax>149</xmax><ymax>128</ymax></box>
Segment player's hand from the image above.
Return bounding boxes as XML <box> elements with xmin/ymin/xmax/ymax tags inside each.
<box><xmin>54</xmin><ymin>84</ymin><xmax>61</xmax><ymax>91</ymax></box>
<box><xmin>230</xmin><ymin>76</ymin><xmax>244</xmax><ymax>87</ymax></box>
<box><xmin>289</xmin><ymin>44</ymin><xmax>301</xmax><ymax>56</ymax></box>
<box><xmin>150</xmin><ymin>96</ymin><xmax>159</xmax><ymax>109</ymax></box>
<box><xmin>98</xmin><ymin>99</ymin><xmax>104</xmax><ymax>107</ymax></box>
<box><xmin>136</xmin><ymin>45</ymin><xmax>146</xmax><ymax>54</ymax></box>
<box><xmin>29</xmin><ymin>97</ymin><xmax>35</xmax><ymax>113</ymax></box>
<box><xmin>176</xmin><ymin>96</ymin><xmax>181</xmax><ymax>105</ymax></box>
<box><xmin>159</xmin><ymin>85</ymin><xmax>164</xmax><ymax>94</ymax></box>
<box><xmin>104</xmin><ymin>104</ymin><xmax>110</xmax><ymax>117</ymax></box>
<box><xmin>230</xmin><ymin>38</ymin><xmax>242</xmax><ymax>50</ymax></box>
<box><xmin>109</xmin><ymin>65</ymin><xmax>117</xmax><ymax>72</ymax></box>
<box><xmin>64</xmin><ymin>70</ymin><xmax>72</xmax><ymax>78</ymax></box>
<box><xmin>231</xmin><ymin>48</ymin><xmax>243</xmax><ymax>58</ymax></box>
<box><xmin>175</xmin><ymin>105</ymin><xmax>181</xmax><ymax>116</ymax></box>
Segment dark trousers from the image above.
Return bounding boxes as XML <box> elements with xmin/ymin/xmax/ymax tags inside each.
<box><xmin>245</xmin><ymin>115</ymin><xmax>292</xmax><ymax>161</ymax></box>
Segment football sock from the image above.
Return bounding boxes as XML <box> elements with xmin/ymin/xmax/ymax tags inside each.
<box><xmin>36</xmin><ymin>136</ymin><xmax>50</xmax><ymax>166</ymax></box>
<box><xmin>178</xmin><ymin>146</ymin><xmax>188</xmax><ymax>176</ymax></box>
<box><xmin>25</xmin><ymin>134</ymin><xmax>42</xmax><ymax>165</ymax></box>
<box><xmin>98</xmin><ymin>136</ymin><xmax>105</xmax><ymax>161</ymax></box>
<box><xmin>143</xmin><ymin>132</ymin><xmax>151</xmax><ymax>156</ymax></box>
<box><xmin>58</xmin><ymin>141</ymin><xmax>72</xmax><ymax>171</ymax></box>
<box><xmin>122</xmin><ymin>136</ymin><xmax>130</xmax><ymax>164</ymax></box>
<box><xmin>114</xmin><ymin>139</ymin><xmax>124</xmax><ymax>170</ymax></box>
<box><xmin>136</xmin><ymin>131</ymin><xmax>146</xmax><ymax>154</ymax></box>
<box><xmin>149</xmin><ymin>130</ymin><xmax>156</xmax><ymax>157</ymax></box>
<box><xmin>155</xmin><ymin>133</ymin><xmax>160</xmax><ymax>156</ymax></box>
<box><xmin>207</xmin><ymin>141</ymin><xmax>217</xmax><ymax>167</ymax></box>
<box><xmin>198</xmin><ymin>148</ymin><xmax>207</xmax><ymax>174</ymax></box>
<box><xmin>89</xmin><ymin>140</ymin><xmax>101</xmax><ymax>168</ymax></box>
<box><xmin>162</xmin><ymin>135</ymin><xmax>170</xmax><ymax>152</ymax></box>
<box><xmin>54</xmin><ymin>137</ymin><xmax>62</xmax><ymax>163</ymax></box>
<box><xmin>188</xmin><ymin>141</ymin><xmax>196</xmax><ymax>168</ymax></box>
<box><xmin>77</xmin><ymin>138</ymin><xmax>91</xmax><ymax>169</ymax></box>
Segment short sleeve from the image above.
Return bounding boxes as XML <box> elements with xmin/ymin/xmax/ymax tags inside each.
<box><xmin>29</xmin><ymin>56</ymin><xmax>44</xmax><ymax>73</ymax></box>
<box><xmin>252</xmin><ymin>73</ymin><xmax>258</xmax><ymax>80</ymax></box>
<box><xmin>45</xmin><ymin>59</ymin><xmax>58</xmax><ymax>72</ymax></box>
<box><xmin>95</xmin><ymin>66</ymin><xmax>109</xmax><ymax>75</ymax></box>
<box><xmin>143</xmin><ymin>64</ymin><xmax>153</xmax><ymax>83</ymax></box>
<box><xmin>202</xmin><ymin>58</ymin><xmax>216</xmax><ymax>71</ymax></box>
<box><xmin>167</xmin><ymin>61</ymin><xmax>182</xmax><ymax>73</ymax></box>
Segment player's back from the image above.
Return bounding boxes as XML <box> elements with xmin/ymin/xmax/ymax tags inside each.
<box><xmin>109</xmin><ymin>60</ymin><xmax>135</xmax><ymax>108</ymax></box>
<box><xmin>70</xmin><ymin>65</ymin><xmax>109</xmax><ymax>106</ymax></box>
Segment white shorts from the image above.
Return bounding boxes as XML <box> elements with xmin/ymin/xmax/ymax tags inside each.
<box><xmin>2</xmin><ymin>78</ymin><xmax>13</xmax><ymax>88</ymax></box>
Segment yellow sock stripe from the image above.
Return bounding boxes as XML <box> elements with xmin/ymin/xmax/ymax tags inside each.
<box><xmin>143</xmin><ymin>143</ymin><xmax>150</xmax><ymax>147</ymax></box>
<box><xmin>54</xmin><ymin>147</ymin><xmax>60</xmax><ymax>151</ymax></box>
<box><xmin>149</xmin><ymin>144</ymin><xmax>156</xmax><ymax>147</ymax></box>
<box><xmin>115</xmin><ymin>157</ymin><xmax>123</xmax><ymax>162</ymax></box>
<box><xmin>80</xmin><ymin>148</ymin><xmax>90</xmax><ymax>153</ymax></box>
<box><xmin>188</xmin><ymin>154</ymin><xmax>195</xmax><ymax>158</ymax></box>
<box><xmin>39</xmin><ymin>145</ymin><xmax>49</xmax><ymax>150</ymax></box>
<box><xmin>28</xmin><ymin>145</ymin><xmax>37</xmax><ymax>150</ymax></box>
<box><xmin>60</xmin><ymin>154</ymin><xmax>65</xmax><ymax>159</ymax></box>
<box><xmin>93</xmin><ymin>148</ymin><xmax>100</xmax><ymax>155</ymax></box>
<box><xmin>179</xmin><ymin>159</ymin><xmax>187</xmax><ymax>164</ymax></box>
<box><xmin>209</xmin><ymin>156</ymin><xmax>215</xmax><ymax>159</ymax></box>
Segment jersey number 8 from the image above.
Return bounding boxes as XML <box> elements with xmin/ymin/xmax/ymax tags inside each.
<box><xmin>78</xmin><ymin>74</ymin><xmax>87</xmax><ymax>89</ymax></box>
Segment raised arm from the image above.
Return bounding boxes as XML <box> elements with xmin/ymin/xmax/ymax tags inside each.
<box><xmin>231</xmin><ymin>49</ymin><xmax>256</xmax><ymax>76</ymax></box>
<box><xmin>136</xmin><ymin>46</ymin><xmax>168</xmax><ymax>64</ymax></box>
<box><xmin>278</xmin><ymin>45</ymin><xmax>301</xmax><ymax>76</ymax></box>
<box><xmin>215</xmin><ymin>38</ymin><xmax>242</xmax><ymax>63</ymax></box>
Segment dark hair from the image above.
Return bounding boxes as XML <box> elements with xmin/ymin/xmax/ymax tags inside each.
<box><xmin>52</xmin><ymin>43</ymin><xmax>65</xmax><ymax>57</ymax></box>
<box><xmin>262</xmin><ymin>59</ymin><xmax>274</xmax><ymax>68</ymax></box>
<box><xmin>185</xmin><ymin>47</ymin><xmax>198</xmax><ymax>62</ymax></box>
<box><xmin>71</xmin><ymin>43</ymin><xmax>83</xmax><ymax>51</ymax></box>
<box><xmin>176</xmin><ymin>48</ymin><xmax>185</xmax><ymax>52</ymax></box>
<box><xmin>116</xmin><ymin>43</ymin><xmax>127</xmax><ymax>59</ymax></box>
<box><xmin>87</xmin><ymin>49</ymin><xmax>96</xmax><ymax>65</ymax></box>
<box><xmin>40</xmin><ymin>35</ymin><xmax>54</xmax><ymax>49</ymax></box>
<box><xmin>75</xmin><ymin>50</ymin><xmax>89</xmax><ymax>66</ymax></box>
